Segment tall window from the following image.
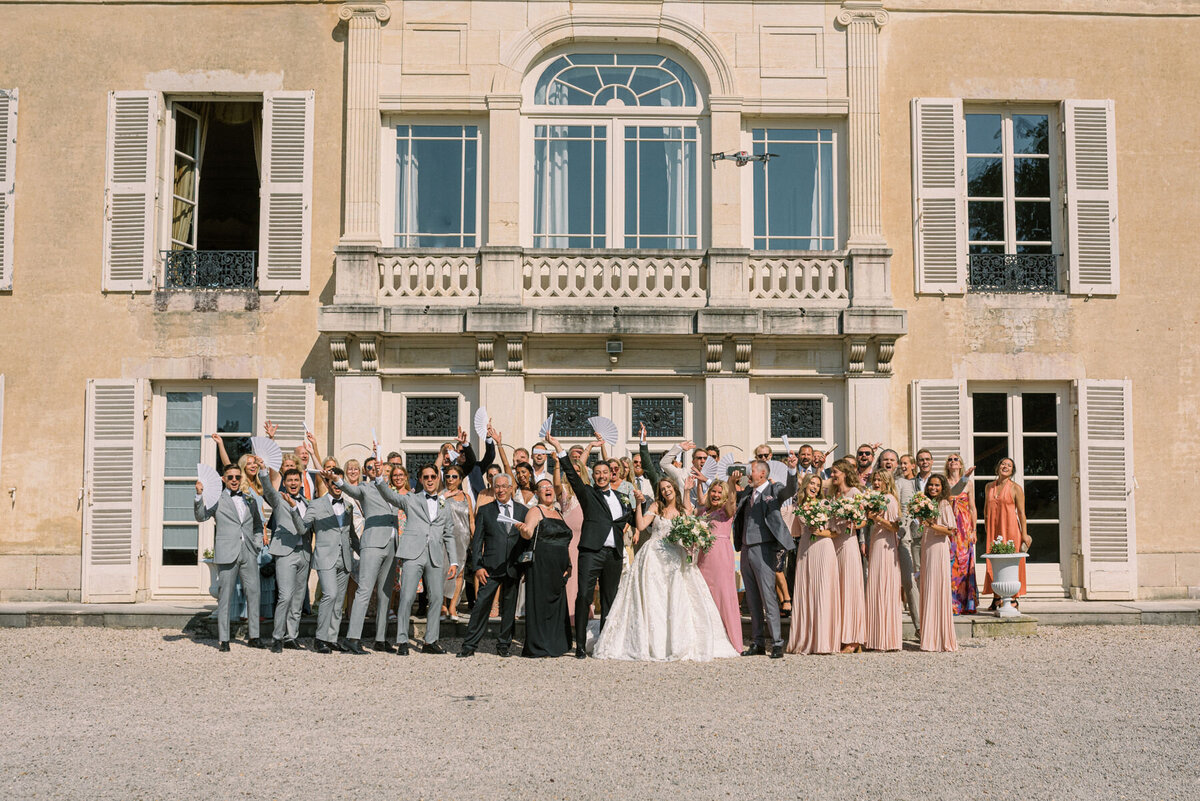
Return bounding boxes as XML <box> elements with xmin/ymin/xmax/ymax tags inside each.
<box><xmin>394</xmin><ymin>125</ymin><xmax>479</xmax><ymax>247</ymax></box>
<box><xmin>752</xmin><ymin>129</ymin><xmax>836</xmax><ymax>250</ymax></box>
<box><xmin>530</xmin><ymin>53</ymin><xmax>701</xmax><ymax>249</ymax></box>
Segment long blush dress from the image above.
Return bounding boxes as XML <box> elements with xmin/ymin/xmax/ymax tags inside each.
<box><xmin>696</xmin><ymin>508</ymin><xmax>744</xmax><ymax>653</ymax></box>
<box><xmin>831</xmin><ymin>488</ymin><xmax>866</xmax><ymax>647</ymax></box>
<box><xmin>983</xmin><ymin>481</ymin><xmax>1026</xmax><ymax>597</ymax></box>
<box><xmin>560</xmin><ymin>491</ymin><xmax>586</xmax><ymax>624</ymax></box>
<box><xmin>919</xmin><ymin>500</ymin><xmax>959</xmax><ymax>652</ymax></box>
<box><xmin>787</xmin><ymin>521</ymin><xmax>841</xmax><ymax>655</ymax></box>
<box><xmin>865</xmin><ymin>495</ymin><xmax>902</xmax><ymax>651</ymax></box>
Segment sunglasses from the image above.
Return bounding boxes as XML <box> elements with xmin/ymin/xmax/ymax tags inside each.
<box><xmin>857</xmin><ymin>451</ymin><xmax>872</xmax><ymax>457</ymax></box>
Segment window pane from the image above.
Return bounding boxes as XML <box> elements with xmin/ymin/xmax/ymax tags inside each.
<box><xmin>1022</xmin><ymin>393</ymin><xmax>1058</xmax><ymax>432</ymax></box>
<box><xmin>163</xmin><ymin>482</ymin><xmax>199</xmax><ymax>522</ymax></box>
<box><xmin>965</xmin><ymin>114</ymin><xmax>1002</xmax><ymax>154</ymax></box>
<box><xmin>406</xmin><ymin>396</ymin><xmax>458</xmax><ymax>438</ymax></box>
<box><xmin>166</xmin><ymin>392</ymin><xmax>202</xmax><ymax>433</ymax></box>
<box><xmin>396</xmin><ymin>127</ymin><xmax>478</xmax><ymax>244</ymax></box>
<box><xmin>968</xmin><ymin>201</ymin><xmax>1004</xmax><ymax>241</ymax></box>
<box><xmin>216</xmin><ymin>392</ymin><xmax>253</xmax><ymax>433</ymax></box>
<box><xmin>972</xmin><ymin>393</ymin><xmax>1008</xmax><ymax>432</ymax></box>
<box><xmin>625</xmin><ymin>127</ymin><xmax>697</xmax><ymax>248</ymax></box>
<box><xmin>1016</xmin><ymin>244</ymin><xmax>1053</xmax><ymax>255</ymax></box>
<box><xmin>463</xmin><ymin>138</ymin><xmax>477</xmax><ymax>243</ymax></box>
<box><xmin>1024</xmin><ymin>480</ymin><xmax>1060</xmax><ymax>521</ymax></box>
<box><xmin>1014</xmin><ymin>157</ymin><xmax>1050</xmax><ymax>197</ymax></box>
<box><xmin>1023</xmin><ymin>436</ymin><xmax>1058</xmax><ymax>476</ymax></box>
<box><xmin>534</xmin><ymin>127</ymin><xmax>605</xmax><ymax>247</ymax></box>
<box><xmin>163</xmin><ymin>525</ymin><xmax>199</xmax><ymax>550</ymax></box>
<box><xmin>545</xmin><ymin>397</ymin><xmax>601</xmax><ymax>438</ymax></box>
<box><xmin>972</xmin><ymin>436</ymin><xmax>1009</xmax><ymax>477</ymax></box>
<box><xmin>753</xmin><ymin>130</ymin><xmax>834</xmax><ymax>250</ymax></box>
<box><xmin>819</xmin><ymin>142</ymin><xmax>833</xmax><ymax>240</ymax></box>
<box><xmin>1025</xmin><ymin>522</ymin><xmax>1060</xmax><ymax>563</ymax></box>
<box><xmin>221</xmin><ymin>437</ymin><xmax>253</xmax><ymax>469</ymax></box>
<box><xmin>165</xmin><ymin>437</ymin><xmax>201</xmax><ymax>477</ymax></box>
<box><xmin>969</xmin><ymin>243</ymin><xmax>1004</xmax><ymax>255</ymax></box>
<box><xmin>968</xmin><ymin>157</ymin><xmax>1003</xmax><ymax>197</ymax></box>
<box><xmin>1015</xmin><ymin>201</ymin><xmax>1051</xmax><ymax>242</ymax></box>
<box><xmin>1013</xmin><ymin>115</ymin><xmax>1050</xmax><ymax>155</ymax></box>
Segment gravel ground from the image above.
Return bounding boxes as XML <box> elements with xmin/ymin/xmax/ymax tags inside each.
<box><xmin>1</xmin><ymin>626</ymin><xmax>1197</xmax><ymax>800</ymax></box>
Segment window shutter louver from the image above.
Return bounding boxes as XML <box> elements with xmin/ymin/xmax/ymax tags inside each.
<box><xmin>257</xmin><ymin>379</ymin><xmax>315</xmax><ymax>450</ymax></box>
<box><xmin>0</xmin><ymin>89</ymin><xmax>16</xmax><ymax>291</ymax></box>
<box><xmin>911</xmin><ymin>98</ymin><xmax>966</xmax><ymax>294</ymax></box>
<box><xmin>1077</xmin><ymin>379</ymin><xmax>1136</xmax><ymax>599</ymax></box>
<box><xmin>82</xmin><ymin>378</ymin><xmax>145</xmax><ymax>601</ymax></box>
<box><xmin>910</xmin><ymin>379</ymin><xmax>968</xmax><ymax>466</ymax></box>
<box><xmin>258</xmin><ymin>91</ymin><xmax>313</xmax><ymax>292</ymax></box>
<box><xmin>103</xmin><ymin>92</ymin><xmax>158</xmax><ymax>292</ymax></box>
<box><xmin>1064</xmin><ymin>100</ymin><xmax>1119</xmax><ymax>295</ymax></box>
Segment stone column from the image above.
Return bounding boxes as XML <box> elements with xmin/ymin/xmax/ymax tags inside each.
<box><xmin>338</xmin><ymin>2</ymin><xmax>390</xmax><ymax>245</ymax></box>
<box><xmin>333</xmin><ymin>374</ymin><xmax>382</xmax><ymax>463</ymax></box>
<box><xmin>837</xmin><ymin>3</ymin><xmax>889</xmax><ymax>249</ymax></box>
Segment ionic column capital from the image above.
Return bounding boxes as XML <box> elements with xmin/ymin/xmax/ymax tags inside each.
<box><xmin>338</xmin><ymin>2</ymin><xmax>391</xmax><ymax>23</ymax></box>
<box><xmin>836</xmin><ymin>3</ymin><xmax>890</xmax><ymax>29</ymax></box>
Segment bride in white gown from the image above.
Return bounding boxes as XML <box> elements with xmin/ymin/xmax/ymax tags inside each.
<box><xmin>592</xmin><ymin>476</ymin><xmax>739</xmax><ymax>662</ymax></box>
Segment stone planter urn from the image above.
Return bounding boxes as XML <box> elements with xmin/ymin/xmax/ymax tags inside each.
<box><xmin>983</xmin><ymin>552</ymin><xmax>1028</xmax><ymax>618</ymax></box>
<box><xmin>202</xmin><ymin>558</ymin><xmax>220</xmax><ymax>599</ymax></box>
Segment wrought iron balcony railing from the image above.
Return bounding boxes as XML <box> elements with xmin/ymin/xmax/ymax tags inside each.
<box><xmin>162</xmin><ymin>250</ymin><xmax>257</xmax><ymax>289</ymax></box>
<box><xmin>968</xmin><ymin>253</ymin><xmax>1059</xmax><ymax>293</ymax></box>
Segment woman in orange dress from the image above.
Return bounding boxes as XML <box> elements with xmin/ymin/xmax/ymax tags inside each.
<box><xmin>864</xmin><ymin>470</ymin><xmax>902</xmax><ymax>651</ymax></box>
<box><xmin>983</xmin><ymin>457</ymin><xmax>1032</xmax><ymax>610</ymax></box>
<box><xmin>787</xmin><ymin>473</ymin><xmax>841</xmax><ymax>655</ymax></box>
<box><xmin>829</xmin><ymin>459</ymin><xmax>865</xmax><ymax>653</ymax></box>
<box><xmin>918</xmin><ymin>474</ymin><xmax>958</xmax><ymax>652</ymax></box>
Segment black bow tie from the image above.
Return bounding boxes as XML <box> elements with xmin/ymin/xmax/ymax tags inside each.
<box><xmin>426</xmin><ymin>493</ymin><xmax>438</xmax><ymax>500</ymax></box>
<box><xmin>229</xmin><ymin>491</ymin><xmax>243</xmax><ymax>499</ymax></box>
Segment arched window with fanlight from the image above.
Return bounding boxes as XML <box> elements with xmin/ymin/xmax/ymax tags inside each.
<box><xmin>526</xmin><ymin>52</ymin><xmax>704</xmax><ymax>249</ymax></box>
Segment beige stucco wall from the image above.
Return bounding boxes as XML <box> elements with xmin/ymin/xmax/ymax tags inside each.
<box><xmin>0</xmin><ymin>2</ymin><xmax>344</xmax><ymax>596</ymax></box>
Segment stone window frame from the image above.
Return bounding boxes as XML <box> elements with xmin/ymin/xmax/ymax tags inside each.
<box><xmin>764</xmin><ymin>393</ymin><xmax>832</xmax><ymax>451</ymax></box>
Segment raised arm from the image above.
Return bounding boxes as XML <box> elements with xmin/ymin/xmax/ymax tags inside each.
<box><xmin>456</xmin><ymin>427</ymin><xmax>478</xmax><ymax>477</ymax></box>
<box><xmin>212</xmin><ymin>433</ymin><xmax>233</xmax><ymax>470</ymax></box>
<box><xmin>336</xmin><ymin>477</ymin><xmax>366</xmax><ymax>502</ymax></box>
<box><xmin>548</xmin><ymin>434</ymin><xmax>587</xmax><ymax>500</ymax></box>
<box><xmin>638</xmin><ymin>424</ymin><xmax>662</xmax><ymax>486</ymax></box>
<box><xmin>633</xmin><ymin>493</ymin><xmax>656</xmax><ymax>532</ymax></box>
<box><xmin>493</xmin><ymin>425</ymin><xmax>513</xmax><ymax>478</ymax></box>
<box><xmin>193</xmin><ymin>481</ymin><xmax>216</xmax><ymax>522</ymax></box>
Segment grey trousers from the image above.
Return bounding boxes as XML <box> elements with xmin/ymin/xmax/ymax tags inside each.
<box><xmin>216</xmin><ymin>543</ymin><xmax>260</xmax><ymax>643</ymax></box>
<box><xmin>347</xmin><ymin>541</ymin><xmax>395</xmax><ymax>641</ymax></box>
<box><xmin>742</xmin><ymin>541</ymin><xmax>785</xmax><ymax>649</ymax></box>
<box><xmin>272</xmin><ymin>550</ymin><xmax>311</xmax><ymax>641</ymax></box>
<box><xmin>898</xmin><ymin>532</ymin><xmax>922</xmax><ymax>632</ymax></box>
<box><xmin>395</xmin><ymin>546</ymin><xmax>447</xmax><ymax>645</ymax></box>
<box><xmin>315</xmin><ymin>563</ymin><xmax>350</xmax><ymax>643</ymax></box>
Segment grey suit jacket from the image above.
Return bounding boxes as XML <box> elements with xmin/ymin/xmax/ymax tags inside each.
<box><xmin>301</xmin><ymin>494</ymin><xmax>357</xmax><ymax>572</ymax></box>
<box><xmin>337</xmin><ymin>478</ymin><xmax>404</xmax><ymax>549</ymax></box>
<box><xmin>260</xmin><ymin>480</ymin><xmax>312</xmax><ymax>557</ymax></box>
<box><xmin>195</xmin><ymin>489</ymin><xmax>264</xmax><ymax>565</ymax></box>
<box><xmin>395</xmin><ymin>491</ymin><xmax>457</xmax><ymax>568</ymax></box>
<box><xmin>733</xmin><ymin>472</ymin><xmax>798</xmax><ymax>552</ymax></box>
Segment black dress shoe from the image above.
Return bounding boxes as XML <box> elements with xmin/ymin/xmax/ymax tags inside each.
<box><xmin>456</xmin><ymin>648</ymin><xmax>475</xmax><ymax>659</ymax></box>
<box><xmin>741</xmin><ymin>643</ymin><xmax>766</xmax><ymax>657</ymax></box>
<box><xmin>395</xmin><ymin>642</ymin><xmax>409</xmax><ymax>655</ymax></box>
<box><xmin>345</xmin><ymin>638</ymin><xmax>366</xmax><ymax>655</ymax></box>
<box><xmin>248</xmin><ymin>637</ymin><xmax>266</xmax><ymax>649</ymax></box>
<box><xmin>574</xmin><ymin>648</ymin><xmax>587</xmax><ymax>659</ymax></box>
<box><xmin>332</xmin><ymin>639</ymin><xmax>349</xmax><ymax>652</ymax></box>
<box><xmin>496</xmin><ymin>647</ymin><xmax>511</xmax><ymax>658</ymax></box>
<box><xmin>421</xmin><ymin>642</ymin><xmax>445</xmax><ymax>655</ymax></box>
<box><xmin>313</xmin><ymin>639</ymin><xmax>332</xmax><ymax>654</ymax></box>
<box><xmin>283</xmin><ymin>639</ymin><xmax>302</xmax><ymax>651</ymax></box>
<box><xmin>218</xmin><ymin>641</ymin><xmax>230</xmax><ymax>652</ymax></box>
<box><xmin>770</xmin><ymin>645</ymin><xmax>784</xmax><ymax>659</ymax></box>
<box><xmin>373</xmin><ymin>640</ymin><xmax>395</xmax><ymax>653</ymax></box>
<box><xmin>270</xmin><ymin>639</ymin><xmax>284</xmax><ymax>653</ymax></box>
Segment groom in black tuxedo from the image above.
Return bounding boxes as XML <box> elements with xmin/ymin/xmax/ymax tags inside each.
<box><xmin>547</xmin><ymin>433</ymin><xmax>634</xmax><ymax>659</ymax></box>
<box><xmin>458</xmin><ymin>474</ymin><xmax>527</xmax><ymax>658</ymax></box>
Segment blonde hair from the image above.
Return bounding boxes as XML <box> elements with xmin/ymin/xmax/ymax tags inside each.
<box><xmin>796</xmin><ymin>472</ymin><xmax>822</xmax><ymax>504</ymax></box>
<box><xmin>871</xmin><ymin>468</ymin><xmax>898</xmax><ymax>502</ymax></box>
<box><xmin>237</xmin><ymin>453</ymin><xmax>263</xmax><ymax>495</ymax></box>
<box><xmin>944</xmin><ymin>453</ymin><xmax>966</xmax><ymax>482</ymax></box>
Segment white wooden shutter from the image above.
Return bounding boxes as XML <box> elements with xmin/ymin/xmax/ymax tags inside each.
<box><xmin>258</xmin><ymin>91</ymin><xmax>313</xmax><ymax>292</ymax></box>
<box><xmin>103</xmin><ymin>91</ymin><xmax>158</xmax><ymax>292</ymax></box>
<box><xmin>0</xmin><ymin>89</ymin><xmax>16</xmax><ymax>291</ymax></box>
<box><xmin>910</xmin><ymin>379</ymin><xmax>968</xmax><ymax>466</ymax></box>
<box><xmin>82</xmin><ymin>378</ymin><xmax>145</xmax><ymax>602</ymax></box>
<box><xmin>1077</xmin><ymin>379</ymin><xmax>1136</xmax><ymax>599</ymax></box>
<box><xmin>1064</xmin><ymin>100</ymin><xmax>1119</xmax><ymax>295</ymax></box>
<box><xmin>912</xmin><ymin>98</ymin><xmax>966</xmax><ymax>294</ymax></box>
<box><xmin>257</xmin><ymin>379</ymin><xmax>315</xmax><ymax>450</ymax></box>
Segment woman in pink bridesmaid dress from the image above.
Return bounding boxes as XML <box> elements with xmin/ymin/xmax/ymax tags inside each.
<box><xmin>829</xmin><ymin>459</ymin><xmax>866</xmax><ymax>653</ymax></box>
<box><xmin>787</xmin><ymin>473</ymin><xmax>841</xmax><ymax>655</ymax></box>
<box><xmin>697</xmin><ymin>479</ymin><xmax>744</xmax><ymax>653</ymax></box>
<box><xmin>918</xmin><ymin>474</ymin><xmax>959</xmax><ymax>652</ymax></box>
<box><xmin>864</xmin><ymin>470</ymin><xmax>902</xmax><ymax>651</ymax></box>
<box><xmin>555</xmin><ymin>461</ymin><xmax>587</xmax><ymax>625</ymax></box>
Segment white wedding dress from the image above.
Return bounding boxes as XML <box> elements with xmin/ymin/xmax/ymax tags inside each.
<box><xmin>591</xmin><ymin>514</ymin><xmax>739</xmax><ymax>662</ymax></box>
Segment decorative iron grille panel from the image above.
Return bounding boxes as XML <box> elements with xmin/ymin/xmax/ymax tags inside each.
<box><xmin>163</xmin><ymin>250</ymin><xmax>257</xmax><ymax>289</ymax></box>
<box><xmin>404</xmin><ymin>452</ymin><xmax>440</xmax><ymax>482</ymax></box>
<box><xmin>968</xmin><ymin>253</ymin><xmax>1059</xmax><ymax>293</ymax></box>
<box><xmin>631</xmin><ymin>397</ymin><xmax>685</xmax><ymax>439</ymax></box>
<box><xmin>405</xmin><ymin>397</ymin><xmax>458</xmax><ymax>438</ymax></box>
<box><xmin>770</xmin><ymin>398</ymin><xmax>822</xmax><ymax>440</ymax></box>
<box><xmin>546</xmin><ymin>397</ymin><xmax>600</xmax><ymax>438</ymax></box>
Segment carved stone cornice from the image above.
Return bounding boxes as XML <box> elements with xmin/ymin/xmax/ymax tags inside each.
<box><xmin>836</xmin><ymin>3</ymin><xmax>890</xmax><ymax>28</ymax></box>
<box><xmin>338</xmin><ymin>2</ymin><xmax>391</xmax><ymax>23</ymax></box>
<box><xmin>330</xmin><ymin>336</ymin><xmax>349</xmax><ymax>374</ymax></box>
<box><xmin>705</xmin><ymin>338</ymin><xmax>724</xmax><ymax>374</ymax></box>
<box><xmin>359</xmin><ymin>336</ymin><xmax>378</xmax><ymax>374</ymax></box>
<box><xmin>477</xmin><ymin>337</ymin><xmax>495</xmax><ymax>373</ymax></box>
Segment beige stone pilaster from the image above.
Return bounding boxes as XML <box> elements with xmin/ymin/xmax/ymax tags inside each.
<box><xmin>333</xmin><ymin>374</ymin><xmax>382</xmax><ymax>463</ymax></box>
<box><xmin>708</xmin><ymin>96</ymin><xmax>745</xmax><ymax>249</ymax></box>
<box><xmin>837</xmin><ymin>2</ymin><xmax>889</xmax><ymax>249</ymax></box>
<box><xmin>339</xmin><ymin>2</ymin><xmax>390</xmax><ymax>244</ymax></box>
<box><xmin>486</xmin><ymin>94</ymin><xmax>522</xmax><ymax>246</ymax></box>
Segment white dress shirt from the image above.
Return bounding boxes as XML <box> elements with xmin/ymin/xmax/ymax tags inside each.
<box><xmin>599</xmin><ymin>488</ymin><xmax>622</xmax><ymax>548</ymax></box>
<box><xmin>424</xmin><ymin>492</ymin><xmax>440</xmax><ymax>521</ymax></box>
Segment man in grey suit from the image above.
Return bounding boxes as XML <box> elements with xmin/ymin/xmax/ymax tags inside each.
<box><xmin>301</xmin><ymin>467</ymin><xmax>357</xmax><ymax>653</ymax></box>
<box><xmin>895</xmin><ymin>449</ymin><xmax>934</xmax><ymax>637</ymax></box>
<box><xmin>733</xmin><ymin>453</ymin><xmax>799</xmax><ymax>659</ymax></box>
<box><xmin>261</xmin><ymin>467</ymin><xmax>312</xmax><ymax>653</ymax></box>
<box><xmin>392</xmin><ymin>463</ymin><xmax>459</xmax><ymax>654</ymax></box>
<box><xmin>194</xmin><ymin>463</ymin><xmax>266</xmax><ymax>652</ymax></box>
<box><xmin>336</xmin><ymin>456</ymin><xmax>405</xmax><ymax>655</ymax></box>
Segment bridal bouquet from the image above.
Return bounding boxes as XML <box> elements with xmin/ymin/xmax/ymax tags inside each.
<box><xmin>666</xmin><ymin>514</ymin><xmax>716</xmax><ymax>563</ymax></box>
<box><xmin>858</xmin><ymin>490</ymin><xmax>891</xmax><ymax>516</ymax></box>
<box><xmin>793</xmin><ymin>497</ymin><xmax>831</xmax><ymax>528</ymax></box>
<box><xmin>905</xmin><ymin>492</ymin><xmax>938</xmax><ymax>525</ymax></box>
<box><xmin>829</xmin><ymin>495</ymin><xmax>868</xmax><ymax>528</ymax></box>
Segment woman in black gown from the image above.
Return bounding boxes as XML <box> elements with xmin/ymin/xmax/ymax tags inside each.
<box><xmin>516</xmin><ymin>479</ymin><xmax>573</xmax><ymax>657</ymax></box>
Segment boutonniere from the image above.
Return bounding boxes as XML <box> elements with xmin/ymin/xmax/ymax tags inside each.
<box><xmin>437</xmin><ymin>498</ymin><xmax>445</xmax><ymax>509</ymax></box>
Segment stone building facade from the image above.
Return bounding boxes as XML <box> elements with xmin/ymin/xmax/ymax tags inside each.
<box><xmin>0</xmin><ymin>0</ymin><xmax>1195</xmax><ymax>602</ymax></box>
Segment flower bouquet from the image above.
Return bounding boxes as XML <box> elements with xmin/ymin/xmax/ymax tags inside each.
<box><xmin>829</xmin><ymin>494</ymin><xmax>868</xmax><ymax>529</ymax></box>
<box><xmin>858</xmin><ymin>490</ymin><xmax>891</xmax><ymax>516</ymax></box>
<box><xmin>905</xmin><ymin>492</ymin><xmax>938</xmax><ymax>526</ymax></box>
<box><xmin>987</xmin><ymin>536</ymin><xmax>1017</xmax><ymax>555</ymax></box>
<box><xmin>666</xmin><ymin>514</ymin><xmax>716</xmax><ymax>563</ymax></box>
<box><xmin>793</xmin><ymin>497</ymin><xmax>833</xmax><ymax>539</ymax></box>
